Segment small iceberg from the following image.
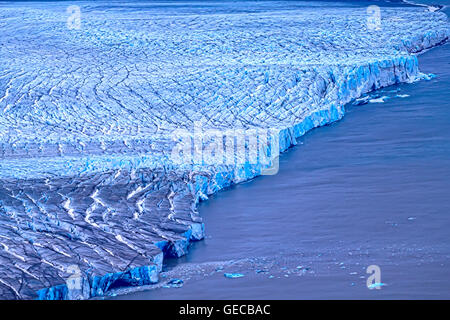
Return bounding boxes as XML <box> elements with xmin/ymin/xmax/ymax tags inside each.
<box><xmin>368</xmin><ymin>282</ymin><xmax>387</xmax><ymax>289</ymax></box>
<box><xmin>255</xmin><ymin>269</ymin><xmax>268</xmax><ymax>274</ymax></box>
<box><xmin>420</xmin><ymin>73</ymin><xmax>437</xmax><ymax>80</ymax></box>
<box><xmin>369</xmin><ymin>96</ymin><xmax>390</xmax><ymax>103</ymax></box>
<box><xmin>163</xmin><ymin>279</ymin><xmax>184</xmax><ymax>288</ymax></box>
<box><xmin>353</xmin><ymin>96</ymin><xmax>370</xmax><ymax>106</ymax></box>
<box><xmin>224</xmin><ymin>273</ymin><xmax>245</xmax><ymax>279</ymax></box>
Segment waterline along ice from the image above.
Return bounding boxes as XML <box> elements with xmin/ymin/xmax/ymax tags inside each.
<box><xmin>0</xmin><ymin>1</ymin><xmax>448</xmax><ymax>299</ymax></box>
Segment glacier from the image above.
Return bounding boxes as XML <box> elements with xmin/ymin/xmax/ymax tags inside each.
<box><xmin>0</xmin><ymin>1</ymin><xmax>448</xmax><ymax>299</ymax></box>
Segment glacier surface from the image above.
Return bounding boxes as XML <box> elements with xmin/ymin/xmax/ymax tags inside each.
<box><xmin>0</xmin><ymin>1</ymin><xmax>448</xmax><ymax>299</ymax></box>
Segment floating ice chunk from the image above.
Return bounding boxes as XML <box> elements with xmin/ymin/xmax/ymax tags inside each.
<box><xmin>418</xmin><ymin>72</ymin><xmax>437</xmax><ymax>81</ymax></box>
<box><xmin>255</xmin><ymin>269</ymin><xmax>268</xmax><ymax>273</ymax></box>
<box><xmin>368</xmin><ymin>282</ymin><xmax>387</xmax><ymax>289</ymax></box>
<box><xmin>224</xmin><ymin>273</ymin><xmax>244</xmax><ymax>279</ymax></box>
<box><xmin>369</xmin><ymin>96</ymin><xmax>390</xmax><ymax>103</ymax></box>
<box><xmin>163</xmin><ymin>279</ymin><xmax>184</xmax><ymax>288</ymax></box>
<box><xmin>353</xmin><ymin>96</ymin><xmax>370</xmax><ymax>106</ymax></box>
<box><xmin>296</xmin><ymin>265</ymin><xmax>310</xmax><ymax>270</ymax></box>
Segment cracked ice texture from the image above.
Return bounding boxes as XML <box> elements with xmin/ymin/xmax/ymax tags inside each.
<box><xmin>0</xmin><ymin>1</ymin><xmax>448</xmax><ymax>299</ymax></box>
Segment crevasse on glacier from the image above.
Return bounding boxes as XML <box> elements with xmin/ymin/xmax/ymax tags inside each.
<box><xmin>0</xmin><ymin>1</ymin><xmax>448</xmax><ymax>299</ymax></box>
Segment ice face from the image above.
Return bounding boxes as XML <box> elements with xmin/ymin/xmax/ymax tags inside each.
<box><xmin>0</xmin><ymin>1</ymin><xmax>448</xmax><ymax>299</ymax></box>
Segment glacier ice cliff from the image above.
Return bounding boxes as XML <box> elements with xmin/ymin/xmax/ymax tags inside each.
<box><xmin>0</xmin><ymin>1</ymin><xmax>448</xmax><ymax>299</ymax></box>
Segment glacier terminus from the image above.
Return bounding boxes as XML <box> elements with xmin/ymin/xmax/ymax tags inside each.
<box><xmin>0</xmin><ymin>0</ymin><xmax>448</xmax><ymax>299</ymax></box>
